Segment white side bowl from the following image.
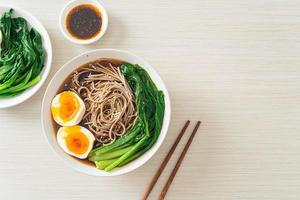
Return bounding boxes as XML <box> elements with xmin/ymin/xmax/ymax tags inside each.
<box><xmin>0</xmin><ymin>5</ymin><xmax>52</xmax><ymax>108</ymax></box>
<box><xmin>59</xmin><ymin>0</ymin><xmax>108</xmax><ymax>45</ymax></box>
<box><xmin>42</xmin><ymin>49</ymin><xmax>171</xmax><ymax>176</ymax></box>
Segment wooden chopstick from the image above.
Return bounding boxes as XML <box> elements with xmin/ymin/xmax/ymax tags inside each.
<box><xmin>159</xmin><ymin>121</ymin><xmax>201</xmax><ymax>200</ymax></box>
<box><xmin>142</xmin><ymin>120</ymin><xmax>191</xmax><ymax>200</ymax></box>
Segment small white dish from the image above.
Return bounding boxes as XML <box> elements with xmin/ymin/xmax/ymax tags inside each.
<box><xmin>42</xmin><ymin>49</ymin><xmax>171</xmax><ymax>176</ymax></box>
<box><xmin>0</xmin><ymin>5</ymin><xmax>52</xmax><ymax>108</ymax></box>
<box><xmin>59</xmin><ymin>0</ymin><xmax>108</xmax><ymax>45</ymax></box>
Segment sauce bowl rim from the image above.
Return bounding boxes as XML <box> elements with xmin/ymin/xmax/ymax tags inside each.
<box><xmin>59</xmin><ymin>0</ymin><xmax>108</xmax><ymax>45</ymax></box>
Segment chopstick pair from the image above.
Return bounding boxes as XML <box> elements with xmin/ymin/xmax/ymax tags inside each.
<box><xmin>142</xmin><ymin>120</ymin><xmax>201</xmax><ymax>200</ymax></box>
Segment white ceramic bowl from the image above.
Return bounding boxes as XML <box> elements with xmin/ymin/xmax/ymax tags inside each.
<box><xmin>42</xmin><ymin>49</ymin><xmax>171</xmax><ymax>176</ymax></box>
<box><xmin>0</xmin><ymin>5</ymin><xmax>52</xmax><ymax>108</ymax></box>
<box><xmin>59</xmin><ymin>0</ymin><xmax>108</xmax><ymax>45</ymax></box>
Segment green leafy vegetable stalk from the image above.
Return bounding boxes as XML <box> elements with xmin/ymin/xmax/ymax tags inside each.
<box><xmin>88</xmin><ymin>63</ymin><xmax>165</xmax><ymax>172</ymax></box>
<box><xmin>0</xmin><ymin>9</ymin><xmax>45</xmax><ymax>96</ymax></box>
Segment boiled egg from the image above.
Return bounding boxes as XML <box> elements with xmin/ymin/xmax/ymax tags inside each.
<box><xmin>57</xmin><ymin>125</ymin><xmax>95</xmax><ymax>159</ymax></box>
<box><xmin>51</xmin><ymin>91</ymin><xmax>85</xmax><ymax>126</ymax></box>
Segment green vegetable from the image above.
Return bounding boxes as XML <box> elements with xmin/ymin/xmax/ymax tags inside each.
<box><xmin>89</xmin><ymin>145</ymin><xmax>134</xmax><ymax>161</ymax></box>
<box><xmin>89</xmin><ymin>63</ymin><xmax>165</xmax><ymax>171</ymax></box>
<box><xmin>89</xmin><ymin>122</ymin><xmax>143</xmax><ymax>156</ymax></box>
<box><xmin>0</xmin><ymin>9</ymin><xmax>45</xmax><ymax>96</ymax></box>
<box><xmin>95</xmin><ymin>158</ymin><xmax>118</xmax><ymax>170</ymax></box>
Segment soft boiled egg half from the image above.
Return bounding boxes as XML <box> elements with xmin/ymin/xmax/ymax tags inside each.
<box><xmin>57</xmin><ymin>125</ymin><xmax>95</xmax><ymax>159</ymax></box>
<box><xmin>51</xmin><ymin>91</ymin><xmax>85</xmax><ymax>126</ymax></box>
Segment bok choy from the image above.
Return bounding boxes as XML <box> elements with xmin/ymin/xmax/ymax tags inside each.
<box><xmin>0</xmin><ymin>9</ymin><xmax>45</xmax><ymax>96</ymax></box>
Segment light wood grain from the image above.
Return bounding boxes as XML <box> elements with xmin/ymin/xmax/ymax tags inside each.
<box><xmin>1</xmin><ymin>0</ymin><xmax>300</xmax><ymax>199</ymax></box>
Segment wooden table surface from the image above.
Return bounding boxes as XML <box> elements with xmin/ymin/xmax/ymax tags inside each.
<box><xmin>1</xmin><ymin>0</ymin><xmax>300</xmax><ymax>199</ymax></box>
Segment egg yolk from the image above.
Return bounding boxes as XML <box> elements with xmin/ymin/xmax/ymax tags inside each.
<box><xmin>64</xmin><ymin>126</ymin><xmax>89</xmax><ymax>155</ymax></box>
<box><xmin>52</xmin><ymin>91</ymin><xmax>79</xmax><ymax>122</ymax></box>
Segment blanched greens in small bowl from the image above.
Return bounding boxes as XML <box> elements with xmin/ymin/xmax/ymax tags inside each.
<box><xmin>0</xmin><ymin>9</ymin><xmax>45</xmax><ymax>97</ymax></box>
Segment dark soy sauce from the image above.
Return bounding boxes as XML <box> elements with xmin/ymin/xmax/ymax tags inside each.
<box><xmin>66</xmin><ymin>4</ymin><xmax>102</xmax><ymax>40</ymax></box>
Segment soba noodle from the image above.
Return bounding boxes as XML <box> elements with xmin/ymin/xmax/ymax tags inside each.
<box><xmin>70</xmin><ymin>61</ymin><xmax>137</xmax><ymax>145</ymax></box>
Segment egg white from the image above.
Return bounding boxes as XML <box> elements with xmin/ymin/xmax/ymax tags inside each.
<box><xmin>57</xmin><ymin>126</ymin><xmax>95</xmax><ymax>159</ymax></box>
<box><xmin>51</xmin><ymin>91</ymin><xmax>85</xmax><ymax>126</ymax></box>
